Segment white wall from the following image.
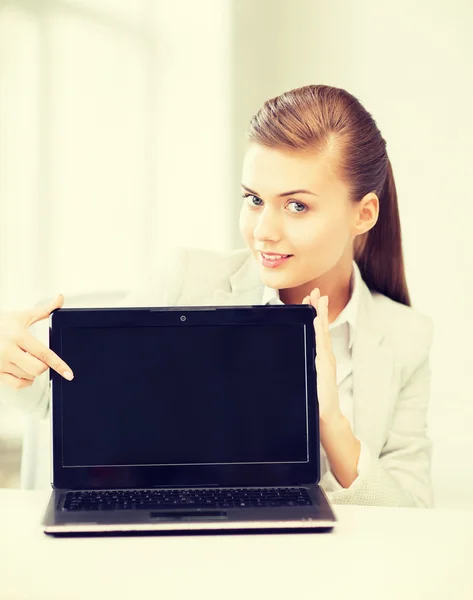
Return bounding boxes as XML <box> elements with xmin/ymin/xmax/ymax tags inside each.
<box><xmin>230</xmin><ymin>0</ymin><xmax>473</xmax><ymax>508</ymax></box>
<box><xmin>0</xmin><ymin>0</ymin><xmax>232</xmax><ymax>314</ymax></box>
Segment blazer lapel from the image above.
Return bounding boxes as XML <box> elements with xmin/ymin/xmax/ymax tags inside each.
<box><xmin>352</xmin><ymin>281</ymin><xmax>397</xmax><ymax>456</ymax></box>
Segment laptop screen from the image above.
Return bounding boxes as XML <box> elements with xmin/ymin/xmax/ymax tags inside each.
<box><xmin>60</xmin><ymin>324</ymin><xmax>309</xmax><ymax>468</ymax></box>
<box><xmin>50</xmin><ymin>306</ymin><xmax>319</xmax><ymax>488</ymax></box>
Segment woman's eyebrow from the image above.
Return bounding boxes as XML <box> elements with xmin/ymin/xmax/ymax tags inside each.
<box><xmin>241</xmin><ymin>184</ymin><xmax>319</xmax><ymax>197</ymax></box>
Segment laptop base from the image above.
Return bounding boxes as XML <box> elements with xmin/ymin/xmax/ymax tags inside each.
<box><xmin>42</xmin><ymin>486</ymin><xmax>337</xmax><ymax>535</ymax></box>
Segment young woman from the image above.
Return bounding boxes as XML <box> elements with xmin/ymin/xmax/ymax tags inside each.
<box><xmin>0</xmin><ymin>85</ymin><xmax>434</xmax><ymax>507</ymax></box>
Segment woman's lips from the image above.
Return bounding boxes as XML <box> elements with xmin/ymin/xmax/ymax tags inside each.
<box><xmin>259</xmin><ymin>252</ymin><xmax>292</xmax><ymax>268</ymax></box>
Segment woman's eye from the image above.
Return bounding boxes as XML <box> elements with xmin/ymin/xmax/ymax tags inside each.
<box><xmin>287</xmin><ymin>201</ymin><xmax>307</xmax><ymax>213</ymax></box>
<box><xmin>241</xmin><ymin>194</ymin><xmax>306</xmax><ymax>213</ymax></box>
<box><xmin>242</xmin><ymin>194</ymin><xmax>263</xmax><ymax>207</ymax></box>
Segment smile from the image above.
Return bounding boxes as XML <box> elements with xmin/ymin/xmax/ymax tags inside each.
<box><xmin>259</xmin><ymin>252</ymin><xmax>293</xmax><ymax>268</ymax></box>
<box><xmin>261</xmin><ymin>253</ymin><xmax>290</xmax><ymax>260</ymax></box>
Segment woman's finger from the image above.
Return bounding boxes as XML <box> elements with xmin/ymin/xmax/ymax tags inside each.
<box><xmin>310</xmin><ymin>288</ymin><xmax>320</xmax><ymax>311</ymax></box>
<box><xmin>320</xmin><ymin>296</ymin><xmax>337</xmax><ymax>363</ymax></box>
<box><xmin>314</xmin><ymin>313</ymin><xmax>328</xmax><ymax>353</ymax></box>
<box><xmin>319</xmin><ymin>296</ymin><xmax>328</xmax><ymax>331</ymax></box>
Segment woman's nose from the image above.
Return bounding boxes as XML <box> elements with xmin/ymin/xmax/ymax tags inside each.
<box><xmin>253</xmin><ymin>209</ymin><xmax>281</xmax><ymax>243</ymax></box>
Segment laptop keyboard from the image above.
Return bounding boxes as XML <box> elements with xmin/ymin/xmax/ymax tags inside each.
<box><xmin>62</xmin><ymin>487</ymin><xmax>313</xmax><ymax>511</ymax></box>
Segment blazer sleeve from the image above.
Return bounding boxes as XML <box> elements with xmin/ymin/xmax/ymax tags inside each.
<box><xmin>0</xmin><ymin>246</ymin><xmax>188</xmax><ymax>419</ymax></box>
<box><xmin>322</xmin><ymin>319</ymin><xmax>435</xmax><ymax>508</ymax></box>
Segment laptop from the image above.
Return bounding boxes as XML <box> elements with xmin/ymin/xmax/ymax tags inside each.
<box><xmin>42</xmin><ymin>304</ymin><xmax>337</xmax><ymax>535</ymax></box>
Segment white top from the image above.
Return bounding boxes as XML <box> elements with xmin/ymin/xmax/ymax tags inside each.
<box><xmin>261</xmin><ymin>260</ymin><xmax>371</xmax><ymax>491</ymax></box>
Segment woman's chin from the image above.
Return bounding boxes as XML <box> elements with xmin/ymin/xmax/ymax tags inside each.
<box><xmin>258</xmin><ymin>264</ymin><xmax>294</xmax><ymax>286</ymax></box>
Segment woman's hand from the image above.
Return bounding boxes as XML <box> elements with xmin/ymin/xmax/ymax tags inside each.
<box><xmin>0</xmin><ymin>294</ymin><xmax>74</xmax><ymax>391</ymax></box>
<box><xmin>303</xmin><ymin>288</ymin><xmax>361</xmax><ymax>488</ymax></box>
<box><xmin>302</xmin><ymin>288</ymin><xmax>343</xmax><ymax>426</ymax></box>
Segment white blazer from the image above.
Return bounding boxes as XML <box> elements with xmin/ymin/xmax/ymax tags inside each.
<box><xmin>3</xmin><ymin>245</ymin><xmax>435</xmax><ymax>507</ymax></box>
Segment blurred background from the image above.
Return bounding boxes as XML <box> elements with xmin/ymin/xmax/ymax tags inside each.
<box><xmin>0</xmin><ymin>0</ymin><xmax>472</xmax><ymax>507</ymax></box>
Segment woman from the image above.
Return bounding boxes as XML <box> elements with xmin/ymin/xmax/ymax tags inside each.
<box><xmin>0</xmin><ymin>85</ymin><xmax>434</xmax><ymax>507</ymax></box>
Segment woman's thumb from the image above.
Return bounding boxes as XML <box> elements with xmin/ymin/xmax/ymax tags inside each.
<box><xmin>50</xmin><ymin>293</ymin><xmax>64</xmax><ymax>310</ymax></box>
<box><xmin>46</xmin><ymin>293</ymin><xmax>63</xmax><ymax>309</ymax></box>
<box><xmin>25</xmin><ymin>293</ymin><xmax>64</xmax><ymax>327</ymax></box>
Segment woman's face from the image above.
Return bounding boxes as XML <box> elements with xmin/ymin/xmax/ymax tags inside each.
<box><xmin>239</xmin><ymin>143</ymin><xmax>358</xmax><ymax>292</ymax></box>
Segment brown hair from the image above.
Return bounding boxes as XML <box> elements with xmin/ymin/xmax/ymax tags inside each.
<box><xmin>246</xmin><ymin>84</ymin><xmax>411</xmax><ymax>307</ymax></box>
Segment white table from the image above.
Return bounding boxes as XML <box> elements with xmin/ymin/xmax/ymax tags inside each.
<box><xmin>1</xmin><ymin>490</ymin><xmax>472</xmax><ymax>600</ymax></box>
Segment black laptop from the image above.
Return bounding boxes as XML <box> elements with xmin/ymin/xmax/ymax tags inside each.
<box><xmin>41</xmin><ymin>304</ymin><xmax>337</xmax><ymax>535</ymax></box>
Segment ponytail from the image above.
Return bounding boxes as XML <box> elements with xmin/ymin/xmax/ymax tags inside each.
<box><xmin>354</xmin><ymin>158</ymin><xmax>411</xmax><ymax>306</ymax></box>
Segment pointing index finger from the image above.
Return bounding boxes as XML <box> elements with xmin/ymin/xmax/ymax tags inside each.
<box><xmin>19</xmin><ymin>330</ymin><xmax>74</xmax><ymax>381</ymax></box>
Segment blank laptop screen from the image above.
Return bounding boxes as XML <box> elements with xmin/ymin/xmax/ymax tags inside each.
<box><xmin>59</xmin><ymin>324</ymin><xmax>310</xmax><ymax>468</ymax></box>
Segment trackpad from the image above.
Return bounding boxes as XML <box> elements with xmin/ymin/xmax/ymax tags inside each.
<box><xmin>150</xmin><ymin>510</ymin><xmax>228</xmax><ymax>520</ymax></box>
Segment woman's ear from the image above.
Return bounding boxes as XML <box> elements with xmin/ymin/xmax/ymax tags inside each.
<box><xmin>351</xmin><ymin>192</ymin><xmax>379</xmax><ymax>236</ymax></box>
